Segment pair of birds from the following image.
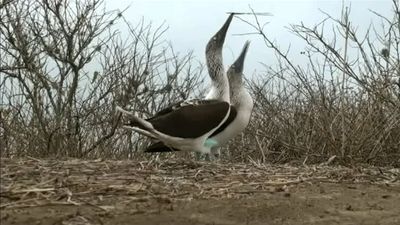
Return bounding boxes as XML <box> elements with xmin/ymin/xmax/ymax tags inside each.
<box><xmin>117</xmin><ymin>14</ymin><xmax>253</xmax><ymax>158</ymax></box>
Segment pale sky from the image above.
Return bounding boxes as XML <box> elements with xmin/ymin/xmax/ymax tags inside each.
<box><xmin>105</xmin><ymin>0</ymin><xmax>394</xmax><ymax>78</ymax></box>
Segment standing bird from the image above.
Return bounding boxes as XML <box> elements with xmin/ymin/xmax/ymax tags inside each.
<box><xmin>201</xmin><ymin>13</ymin><xmax>235</xmax><ymax>160</ymax></box>
<box><xmin>137</xmin><ymin>14</ymin><xmax>235</xmax><ymax>154</ymax></box>
<box><xmin>226</xmin><ymin>41</ymin><xmax>253</xmax><ymax>140</ymax></box>
<box><xmin>144</xmin><ymin>41</ymin><xmax>253</xmax><ymax>157</ymax></box>
<box><xmin>204</xmin><ymin>13</ymin><xmax>234</xmax><ymax>101</ymax></box>
<box><xmin>206</xmin><ymin>41</ymin><xmax>254</xmax><ymax>159</ymax></box>
<box><xmin>117</xmin><ymin>15</ymin><xmax>235</xmax><ymax>154</ymax></box>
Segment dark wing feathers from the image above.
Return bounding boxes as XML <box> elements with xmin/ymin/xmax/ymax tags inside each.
<box><xmin>210</xmin><ymin>105</ymin><xmax>237</xmax><ymax>137</ymax></box>
<box><xmin>126</xmin><ymin>99</ymin><xmax>223</xmax><ymax>128</ymax></box>
<box><xmin>145</xmin><ymin>141</ymin><xmax>180</xmax><ymax>152</ymax></box>
<box><xmin>151</xmin><ymin>100</ymin><xmax>185</xmax><ymax>117</ymax></box>
<box><xmin>144</xmin><ymin>105</ymin><xmax>238</xmax><ymax>153</ymax></box>
<box><xmin>125</xmin><ymin>100</ymin><xmax>186</xmax><ymax>128</ymax></box>
<box><xmin>126</xmin><ymin>100</ymin><xmax>230</xmax><ymax>139</ymax></box>
<box><xmin>149</xmin><ymin>101</ymin><xmax>230</xmax><ymax>138</ymax></box>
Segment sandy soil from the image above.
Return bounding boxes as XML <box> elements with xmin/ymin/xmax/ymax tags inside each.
<box><xmin>1</xmin><ymin>158</ymin><xmax>399</xmax><ymax>225</ymax></box>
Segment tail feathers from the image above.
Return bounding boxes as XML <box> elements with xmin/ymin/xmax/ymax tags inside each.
<box><xmin>116</xmin><ymin>106</ymin><xmax>156</xmax><ymax>138</ymax></box>
<box><xmin>122</xmin><ymin>126</ymin><xmax>157</xmax><ymax>139</ymax></box>
<box><xmin>125</xmin><ymin>120</ymin><xmax>147</xmax><ymax>130</ymax></box>
<box><xmin>145</xmin><ymin>141</ymin><xmax>180</xmax><ymax>152</ymax></box>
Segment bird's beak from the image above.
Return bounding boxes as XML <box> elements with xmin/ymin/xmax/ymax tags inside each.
<box><xmin>214</xmin><ymin>13</ymin><xmax>234</xmax><ymax>47</ymax></box>
<box><xmin>233</xmin><ymin>41</ymin><xmax>250</xmax><ymax>73</ymax></box>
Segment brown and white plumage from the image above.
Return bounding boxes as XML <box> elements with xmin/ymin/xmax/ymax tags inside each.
<box><xmin>130</xmin><ymin>14</ymin><xmax>235</xmax><ymax>154</ymax></box>
<box><xmin>205</xmin><ymin>13</ymin><xmax>234</xmax><ymax>102</ymax></box>
<box><xmin>117</xmin><ymin>99</ymin><xmax>232</xmax><ymax>154</ymax></box>
<box><xmin>139</xmin><ymin>16</ymin><xmax>254</xmax><ymax>156</ymax></box>
<box><xmin>206</xmin><ymin>41</ymin><xmax>253</xmax><ymax>158</ymax></box>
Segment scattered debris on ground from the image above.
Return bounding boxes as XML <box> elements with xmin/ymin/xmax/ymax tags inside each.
<box><xmin>1</xmin><ymin>158</ymin><xmax>399</xmax><ymax>225</ymax></box>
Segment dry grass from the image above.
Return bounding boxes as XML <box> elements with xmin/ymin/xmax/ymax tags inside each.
<box><xmin>1</xmin><ymin>158</ymin><xmax>399</xmax><ymax>211</ymax></box>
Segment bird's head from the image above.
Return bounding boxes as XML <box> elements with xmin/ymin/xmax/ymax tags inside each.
<box><xmin>206</xmin><ymin>13</ymin><xmax>234</xmax><ymax>54</ymax></box>
<box><xmin>228</xmin><ymin>40</ymin><xmax>250</xmax><ymax>88</ymax></box>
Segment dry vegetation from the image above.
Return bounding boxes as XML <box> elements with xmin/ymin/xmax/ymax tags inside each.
<box><xmin>0</xmin><ymin>158</ymin><xmax>399</xmax><ymax>225</ymax></box>
<box><xmin>0</xmin><ymin>0</ymin><xmax>400</xmax><ymax>225</ymax></box>
<box><xmin>0</xmin><ymin>1</ymin><xmax>400</xmax><ymax>223</ymax></box>
<box><xmin>0</xmin><ymin>0</ymin><xmax>399</xmax><ymax>166</ymax></box>
<box><xmin>0</xmin><ymin>0</ymin><xmax>205</xmax><ymax>159</ymax></box>
<box><xmin>226</xmin><ymin>3</ymin><xmax>400</xmax><ymax>166</ymax></box>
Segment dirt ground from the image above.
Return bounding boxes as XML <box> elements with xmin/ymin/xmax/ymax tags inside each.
<box><xmin>0</xmin><ymin>158</ymin><xmax>399</xmax><ymax>225</ymax></box>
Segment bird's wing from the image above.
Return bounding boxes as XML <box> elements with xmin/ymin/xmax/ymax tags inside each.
<box><xmin>151</xmin><ymin>99</ymin><xmax>222</xmax><ymax>118</ymax></box>
<box><xmin>149</xmin><ymin>100</ymin><xmax>230</xmax><ymax>138</ymax></box>
<box><xmin>125</xmin><ymin>99</ymin><xmax>220</xmax><ymax>129</ymax></box>
<box><xmin>145</xmin><ymin>141</ymin><xmax>180</xmax><ymax>152</ymax></box>
<box><xmin>126</xmin><ymin>100</ymin><xmax>230</xmax><ymax>139</ymax></box>
<box><xmin>151</xmin><ymin>100</ymin><xmax>186</xmax><ymax>117</ymax></box>
<box><xmin>144</xmin><ymin>104</ymin><xmax>237</xmax><ymax>153</ymax></box>
<box><xmin>210</xmin><ymin>106</ymin><xmax>237</xmax><ymax>137</ymax></box>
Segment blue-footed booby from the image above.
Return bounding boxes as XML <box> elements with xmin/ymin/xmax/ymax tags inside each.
<box><xmin>144</xmin><ymin>41</ymin><xmax>253</xmax><ymax>154</ymax></box>
<box><xmin>117</xmin><ymin>100</ymin><xmax>232</xmax><ymax>154</ymax></box>
<box><xmin>204</xmin><ymin>13</ymin><xmax>234</xmax><ymax>101</ymax></box>
<box><xmin>205</xmin><ymin>41</ymin><xmax>253</xmax><ymax>158</ymax></box>
<box><xmin>216</xmin><ymin>41</ymin><xmax>254</xmax><ymax>143</ymax></box>
<box><xmin>118</xmin><ymin>14</ymin><xmax>235</xmax><ymax>154</ymax></box>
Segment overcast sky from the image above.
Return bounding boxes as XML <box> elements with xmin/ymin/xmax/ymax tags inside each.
<box><xmin>105</xmin><ymin>0</ymin><xmax>394</xmax><ymax>77</ymax></box>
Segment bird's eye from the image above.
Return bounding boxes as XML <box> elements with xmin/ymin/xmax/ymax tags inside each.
<box><xmin>213</xmin><ymin>37</ymin><xmax>217</xmax><ymax>41</ymax></box>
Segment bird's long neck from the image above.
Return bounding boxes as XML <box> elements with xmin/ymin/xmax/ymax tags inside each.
<box><xmin>206</xmin><ymin>52</ymin><xmax>230</xmax><ymax>102</ymax></box>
